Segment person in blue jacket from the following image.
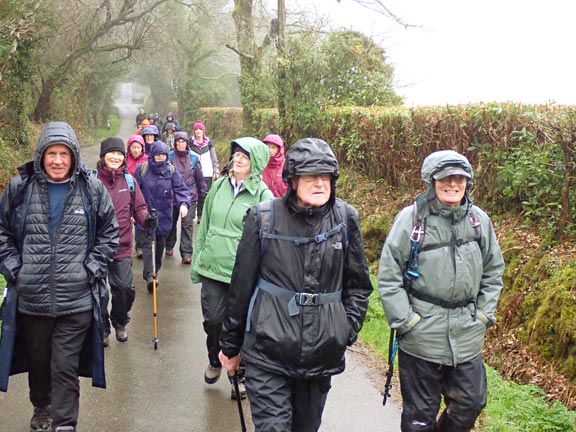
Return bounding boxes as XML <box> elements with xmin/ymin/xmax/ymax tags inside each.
<box><xmin>0</xmin><ymin>121</ymin><xmax>119</xmax><ymax>432</ymax></box>
<box><xmin>166</xmin><ymin>131</ymin><xmax>207</xmax><ymax>264</ymax></box>
<box><xmin>134</xmin><ymin>140</ymin><xmax>191</xmax><ymax>292</ymax></box>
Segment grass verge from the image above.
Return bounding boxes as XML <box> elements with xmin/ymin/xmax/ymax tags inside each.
<box><xmin>96</xmin><ymin>113</ymin><xmax>121</xmax><ymax>141</ymax></box>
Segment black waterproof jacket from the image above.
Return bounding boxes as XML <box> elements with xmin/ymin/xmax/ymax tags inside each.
<box><xmin>220</xmin><ymin>194</ymin><xmax>372</xmax><ymax>378</ymax></box>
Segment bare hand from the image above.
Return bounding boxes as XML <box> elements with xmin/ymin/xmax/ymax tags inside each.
<box><xmin>218</xmin><ymin>351</ymin><xmax>241</xmax><ymax>374</ymax></box>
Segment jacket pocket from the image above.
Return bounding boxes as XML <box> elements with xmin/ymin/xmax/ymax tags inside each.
<box><xmin>253</xmin><ymin>292</ymin><xmax>300</xmax><ymax>364</ymax></box>
<box><xmin>312</xmin><ymin>302</ymin><xmax>349</xmax><ymax>367</ymax></box>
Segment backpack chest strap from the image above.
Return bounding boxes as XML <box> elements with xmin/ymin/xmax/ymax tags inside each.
<box><xmin>261</xmin><ymin>222</ymin><xmax>344</xmax><ymax>245</ymax></box>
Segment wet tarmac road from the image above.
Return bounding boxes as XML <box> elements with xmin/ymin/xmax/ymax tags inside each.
<box><xmin>0</xmin><ymin>83</ymin><xmax>402</xmax><ymax>431</ymax></box>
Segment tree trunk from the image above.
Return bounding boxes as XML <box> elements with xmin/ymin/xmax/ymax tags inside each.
<box><xmin>233</xmin><ymin>0</ymin><xmax>257</xmax><ymax>130</ymax></box>
<box><xmin>33</xmin><ymin>77</ymin><xmax>56</xmax><ymax>123</ymax></box>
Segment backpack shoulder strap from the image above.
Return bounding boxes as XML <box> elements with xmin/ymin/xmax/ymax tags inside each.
<box><xmin>333</xmin><ymin>199</ymin><xmax>349</xmax><ymax>251</ymax></box>
<box><xmin>139</xmin><ymin>162</ymin><xmax>149</xmax><ymax>178</ymax></box>
<box><xmin>468</xmin><ymin>205</ymin><xmax>482</xmax><ymax>247</ymax></box>
<box><xmin>123</xmin><ymin>172</ymin><xmax>135</xmax><ymax>217</ymax></box>
<box><xmin>123</xmin><ymin>172</ymin><xmax>135</xmax><ymax>192</ymax></box>
<box><xmin>256</xmin><ymin>199</ymin><xmax>274</xmax><ymax>258</ymax></box>
<box><xmin>412</xmin><ymin>193</ymin><xmax>429</xmax><ymax>248</ymax></box>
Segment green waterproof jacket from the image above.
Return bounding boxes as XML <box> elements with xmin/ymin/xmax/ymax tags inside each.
<box><xmin>191</xmin><ymin>138</ymin><xmax>273</xmax><ymax>284</ymax></box>
<box><xmin>377</xmin><ymin>150</ymin><xmax>504</xmax><ymax>366</ymax></box>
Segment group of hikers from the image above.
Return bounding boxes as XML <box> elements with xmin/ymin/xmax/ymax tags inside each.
<box><xmin>0</xmin><ymin>116</ymin><xmax>504</xmax><ymax>432</ymax></box>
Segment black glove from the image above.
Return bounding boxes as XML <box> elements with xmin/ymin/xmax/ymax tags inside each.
<box><xmin>144</xmin><ymin>213</ymin><xmax>158</xmax><ymax>229</ymax></box>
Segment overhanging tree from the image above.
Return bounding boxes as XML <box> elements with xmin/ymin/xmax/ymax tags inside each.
<box><xmin>32</xmin><ymin>0</ymin><xmax>170</xmax><ymax>122</ymax></box>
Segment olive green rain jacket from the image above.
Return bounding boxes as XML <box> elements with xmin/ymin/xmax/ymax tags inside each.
<box><xmin>377</xmin><ymin>150</ymin><xmax>504</xmax><ymax>366</ymax></box>
<box><xmin>191</xmin><ymin>137</ymin><xmax>273</xmax><ymax>284</ymax></box>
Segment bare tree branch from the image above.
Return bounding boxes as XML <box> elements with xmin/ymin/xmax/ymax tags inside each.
<box><xmin>349</xmin><ymin>0</ymin><xmax>416</xmax><ymax>29</ymax></box>
<box><xmin>225</xmin><ymin>43</ymin><xmax>254</xmax><ymax>60</ymax></box>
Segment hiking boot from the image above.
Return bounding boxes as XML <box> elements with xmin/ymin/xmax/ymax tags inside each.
<box><xmin>30</xmin><ymin>405</ymin><xmax>51</xmax><ymax>432</ymax></box>
<box><xmin>231</xmin><ymin>381</ymin><xmax>247</xmax><ymax>400</ymax></box>
<box><xmin>165</xmin><ymin>249</ymin><xmax>174</xmax><ymax>257</ymax></box>
<box><xmin>135</xmin><ymin>248</ymin><xmax>143</xmax><ymax>259</ymax></box>
<box><xmin>102</xmin><ymin>333</ymin><xmax>110</xmax><ymax>347</ymax></box>
<box><xmin>53</xmin><ymin>427</ymin><xmax>75</xmax><ymax>432</ymax></box>
<box><xmin>115</xmin><ymin>326</ymin><xmax>128</xmax><ymax>342</ymax></box>
<box><xmin>146</xmin><ymin>278</ymin><xmax>154</xmax><ymax>293</ymax></box>
<box><xmin>204</xmin><ymin>365</ymin><xmax>222</xmax><ymax>384</ymax></box>
<box><xmin>182</xmin><ymin>257</ymin><xmax>191</xmax><ymax>265</ymax></box>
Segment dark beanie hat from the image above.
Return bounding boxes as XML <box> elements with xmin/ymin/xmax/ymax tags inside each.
<box><xmin>100</xmin><ymin>137</ymin><xmax>126</xmax><ymax>158</ymax></box>
<box><xmin>232</xmin><ymin>143</ymin><xmax>250</xmax><ymax>159</ymax></box>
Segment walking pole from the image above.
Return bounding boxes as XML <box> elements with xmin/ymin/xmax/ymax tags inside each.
<box><xmin>382</xmin><ymin>329</ymin><xmax>398</xmax><ymax>405</ymax></box>
<box><xmin>150</xmin><ymin>208</ymin><xmax>159</xmax><ymax>350</ymax></box>
<box><xmin>232</xmin><ymin>372</ymin><xmax>247</xmax><ymax>432</ymax></box>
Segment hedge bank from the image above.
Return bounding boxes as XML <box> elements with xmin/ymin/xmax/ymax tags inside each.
<box><xmin>202</xmin><ymin>103</ymin><xmax>576</xmax><ymax>408</ymax></box>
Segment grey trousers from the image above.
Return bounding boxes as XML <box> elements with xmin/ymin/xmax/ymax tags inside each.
<box><xmin>166</xmin><ymin>204</ymin><xmax>196</xmax><ymax>259</ymax></box>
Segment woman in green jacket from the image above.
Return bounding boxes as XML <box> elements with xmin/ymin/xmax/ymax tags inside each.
<box><xmin>191</xmin><ymin>137</ymin><xmax>273</xmax><ymax>400</ymax></box>
<box><xmin>378</xmin><ymin>150</ymin><xmax>504</xmax><ymax>432</ymax></box>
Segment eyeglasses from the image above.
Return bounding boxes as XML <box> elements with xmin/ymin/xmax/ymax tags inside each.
<box><xmin>299</xmin><ymin>174</ymin><xmax>331</xmax><ymax>183</ymax></box>
<box><xmin>436</xmin><ymin>175</ymin><xmax>468</xmax><ymax>184</ymax></box>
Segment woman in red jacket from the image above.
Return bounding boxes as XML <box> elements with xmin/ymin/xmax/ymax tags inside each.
<box><xmin>261</xmin><ymin>134</ymin><xmax>288</xmax><ymax>197</ymax></box>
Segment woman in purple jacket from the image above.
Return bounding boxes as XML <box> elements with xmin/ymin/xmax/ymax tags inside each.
<box><xmin>166</xmin><ymin>131</ymin><xmax>207</xmax><ymax>264</ymax></box>
<box><xmin>97</xmin><ymin>137</ymin><xmax>155</xmax><ymax>345</ymax></box>
<box><xmin>134</xmin><ymin>141</ymin><xmax>191</xmax><ymax>292</ymax></box>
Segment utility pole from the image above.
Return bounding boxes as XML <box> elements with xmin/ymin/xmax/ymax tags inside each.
<box><xmin>277</xmin><ymin>0</ymin><xmax>287</xmax><ymax>140</ymax></box>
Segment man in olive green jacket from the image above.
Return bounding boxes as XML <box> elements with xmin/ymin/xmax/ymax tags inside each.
<box><xmin>378</xmin><ymin>150</ymin><xmax>504</xmax><ymax>432</ymax></box>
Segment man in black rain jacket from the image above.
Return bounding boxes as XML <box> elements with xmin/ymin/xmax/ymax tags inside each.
<box><xmin>219</xmin><ymin>138</ymin><xmax>372</xmax><ymax>432</ymax></box>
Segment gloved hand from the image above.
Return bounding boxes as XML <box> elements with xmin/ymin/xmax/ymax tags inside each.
<box><xmin>144</xmin><ymin>213</ymin><xmax>158</xmax><ymax>229</ymax></box>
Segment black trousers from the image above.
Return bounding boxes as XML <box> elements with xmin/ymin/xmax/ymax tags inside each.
<box><xmin>101</xmin><ymin>257</ymin><xmax>135</xmax><ymax>332</ymax></box>
<box><xmin>134</xmin><ymin>226</ymin><xmax>146</xmax><ymax>251</ymax></box>
<box><xmin>196</xmin><ymin>177</ymin><xmax>212</xmax><ymax>219</ymax></box>
<box><xmin>21</xmin><ymin>311</ymin><xmax>92</xmax><ymax>429</ymax></box>
<box><xmin>200</xmin><ymin>277</ymin><xmax>229</xmax><ymax>367</ymax></box>
<box><xmin>245</xmin><ymin>363</ymin><xmax>332</xmax><ymax>432</ymax></box>
<box><xmin>398</xmin><ymin>350</ymin><xmax>487</xmax><ymax>432</ymax></box>
<box><xmin>141</xmin><ymin>230</ymin><xmax>167</xmax><ymax>281</ymax></box>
